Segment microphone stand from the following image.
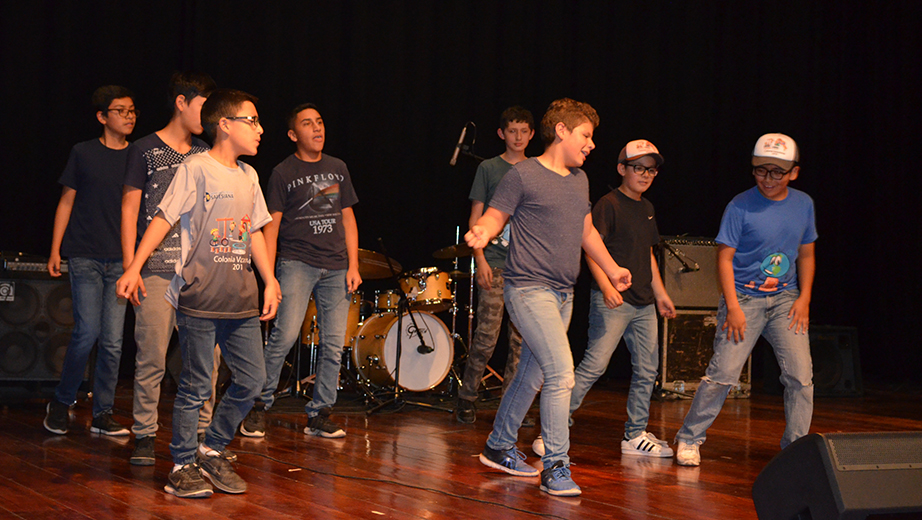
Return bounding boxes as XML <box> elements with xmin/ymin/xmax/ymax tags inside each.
<box><xmin>367</xmin><ymin>238</ymin><xmax>452</xmax><ymax>415</ymax></box>
<box><xmin>661</xmin><ymin>241</ymin><xmax>700</xmax><ymax>273</ymax></box>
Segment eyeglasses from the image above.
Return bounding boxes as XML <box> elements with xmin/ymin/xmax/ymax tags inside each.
<box><xmin>625</xmin><ymin>163</ymin><xmax>659</xmax><ymax>177</ymax></box>
<box><xmin>226</xmin><ymin>116</ymin><xmax>260</xmax><ymax>128</ymax></box>
<box><xmin>753</xmin><ymin>165</ymin><xmax>792</xmax><ymax>180</ymax></box>
<box><xmin>108</xmin><ymin>108</ymin><xmax>139</xmax><ymax>118</ymax></box>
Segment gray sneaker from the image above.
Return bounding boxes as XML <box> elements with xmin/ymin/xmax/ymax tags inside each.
<box><xmin>130</xmin><ymin>436</ymin><xmax>156</xmax><ymax>466</ymax></box>
<box><xmin>197</xmin><ymin>449</ymin><xmax>247</xmax><ymax>493</ymax></box>
<box><xmin>240</xmin><ymin>403</ymin><xmax>266</xmax><ymax>437</ymax></box>
<box><xmin>164</xmin><ymin>463</ymin><xmax>213</xmax><ymax>498</ymax></box>
<box><xmin>305</xmin><ymin>413</ymin><xmax>346</xmax><ymax>438</ymax></box>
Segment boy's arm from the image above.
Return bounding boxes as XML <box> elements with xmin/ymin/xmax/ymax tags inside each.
<box><xmin>120</xmin><ymin>185</ymin><xmax>146</xmax><ymax>298</ymax></box>
<box><xmin>116</xmin><ymin>215</ymin><xmax>173</xmax><ymax>305</ymax></box>
<box><xmin>469</xmin><ymin>200</ymin><xmax>493</xmax><ymax>290</ymax></box>
<box><xmin>342</xmin><ymin>207</ymin><xmax>362</xmax><ymax>292</ymax></box>
<box><xmin>262</xmin><ymin>211</ymin><xmax>283</xmax><ymax>266</ymax></box>
<box><xmin>788</xmin><ymin>242</ymin><xmax>815</xmax><ymax>334</ymax></box>
<box><xmin>465</xmin><ymin>207</ymin><xmax>508</xmax><ymax>250</ymax></box>
<box><xmin>48</xmin><ymin>187</ymin><xmax>76</xmax><ymax>277</ymax></box>
<box><xmin>717</xmin><ymin>244</ymin><xmax>745</xmax><ymax>342</ymax></box>
<box><xmin>650</xmin><ymin>249</ymin><xmax>676</xmax><ymax>318</ymax></box>
<box><xmin>250</xmin><ymin>229</ymin><xmax>280</xmax><ymax>320</ymax></box>
<box><xmin>581</xmin><ymin>215</ymin><xmax>632</xmax><ymax>292</ymax></box>
<box><xmin>586</xmin><ymin>255</ymin><xmax>623</xmax><ymax>309</ymax></box>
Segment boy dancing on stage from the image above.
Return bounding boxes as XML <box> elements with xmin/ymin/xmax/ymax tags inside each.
<box><xmin>674</xmin><ymin>133</ymin><xmax>816</xmax><ymax>466</ymax></box>
<box><xmin>466</xmin><ymin>98</ymin><xmax>632</xmax><ymax>496</ymax></box>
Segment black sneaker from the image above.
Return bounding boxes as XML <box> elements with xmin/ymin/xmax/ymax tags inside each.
<box><xmin>197</xmin><ymin>448</ymin><xmax>247</xmax><ymax>493</ymax></box>
<box><xmin>455</xmin><ymin>399</ymin><xmax>476</xmax><ymax>424</ymax></box>
<box><xmin>304</xmin><ymin>411</ymin><xmax>346</xmax><ymax>438</ymax></box>
<box><xmin>90</xmin><ymin>412</ymin><xmax>130</xmax><ymax>436</ymax></box>
<box><xmin>165</xmin><ymin>463</ymin><xmax>213</xmax><ymax>498</ymax></box>
<box><xmin>240</xmin><ymin>403</ymin><xmax>266</xmax><ymax>437</ymax></box>
<box><xmin>540</xmin><ymin>460</ymin><xmax>581</xmax><ymax>496</ymax></box>
<box><xmin>43</xmin><ymin>401</ymin><xmax>69</xmax><ymax>435</ymax></box>
<box><xmin>130</xmin><ymin>436</ymin><xmax>156</xmax><ymax>466</ymax></box>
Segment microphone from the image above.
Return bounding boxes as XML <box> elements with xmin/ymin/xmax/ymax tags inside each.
<box><xmin>449</xmin><ymin>125</ymin><xmax>468</xmax><ymax>166</ymax></box>
<box><xmin>417</xmin><ymin>343</ymin><xmax>434</xmax><ymax>354</ymax></box>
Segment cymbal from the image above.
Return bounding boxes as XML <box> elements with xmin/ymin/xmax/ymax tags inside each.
<box><xmin>432</xmin><ymin>243</ymin><xmax>472</xmax><ymax>259</ymax></box>
<box><xmin>447</xmin><ymin>270</ymin><xmax>471</xmax><ymax>279</ymax></box>
<box><xmin>357</xmin><ymin>249</ymin><xmax>402</xmax><ymax>279</ymax></box>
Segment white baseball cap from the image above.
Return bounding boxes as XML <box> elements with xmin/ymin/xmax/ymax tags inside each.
<box><xmin>752</xmin><ymin>133</ymin><xmax>799</xmax><ymax>170</ymax></box>
<box><xmin>618</xmin><ymin>139</ymin><xmax>664</xmax><ymax>166</ymax></box>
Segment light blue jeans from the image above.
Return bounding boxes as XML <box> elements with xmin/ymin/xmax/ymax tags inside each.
<box><xmin>487</xmin><ymin>285</ymin><xmax>574</xmax><ymax>469</ymax></box>
<box><xmin>54</xmin><ymin>257</ymin><xmax>126</xmax><ymax>417</ymax></box>
<box><xmin>260</xmin><ymin>259</ymin><xmax>349</xmax><ymax>417</ymax></box>
<box><xmin>171</xmin><ymin>312</ymin><xmax>265</xmax><ymax>464</ymax></box>
<box><xmin>676</xmin><ymin>289</ymin><xmax>813</xmax><ymax>449</ymax></box>
<box><xmin>571</xmin><ymin>290</ymin><xmax>659</xmax><ymax>440</ymax></box>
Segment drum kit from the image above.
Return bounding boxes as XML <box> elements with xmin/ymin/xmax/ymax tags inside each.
<box><xmin>288</xmin><ymin>236</ymin><xmax>483</xmax><ymax>413</ymax></box>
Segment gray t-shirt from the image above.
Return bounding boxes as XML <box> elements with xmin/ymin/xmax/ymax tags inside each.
<box><xmin>487</xmin><ymin>157</ymin><xmax>591</xmax><ymax>292</ymax></box>
<box><xmin>157</xmin><ymin>153</ymin><xmax>272</xmax><ymax>319</ymax></box>
<box><xmin>125</xmin><ymin>132</ymin><xmax>210</xmax><ymax>273</ymax></box>
<box><xmin>469</xmin><ymin>155</ymin><xmax>513</xmax><ymax>269</ymax></box>
<box><xmin>265</xmin><ymin>154</ymin><xmax>358</xmax><ymax>270</ymax></box>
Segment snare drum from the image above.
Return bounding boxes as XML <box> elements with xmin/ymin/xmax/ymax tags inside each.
<box><xmin>301</xmin><ymin>291</ymin><xmax>364</xmax><ymax>347</ymax></box>
<box><xmin>352</xmin><ymin>311</ymin><xmax>453</xmax><ymax>391</ymax></box>
<box><xmin>374</xmin><ymin>289</ymin><xmax>400</xmax><ymax>311</ymax></box>
<box><xmin>398</xmin><ymin>267</ymin><xmax>452</xmax><ymax>312</ymax></box>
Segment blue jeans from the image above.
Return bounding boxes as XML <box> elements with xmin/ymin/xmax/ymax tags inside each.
<box><xmin>676</xmin><ymin>289</ymin><xmax>813</xmax><ymax>449</ymax></box>
<box><xmin>54</xmin><ymin>257</ymin><xmax>126</xmax><ymax>417</ymax></box>
<box><xmin>570</xmin><ymin>290</ymin><xmax>659</xmax><ymax>440</ymax></box>
<box><xmin>487</xmin><ymin>285</ymin><xmax>574</xmax><ymax>469</ymax></box>
<box><xmin>170</xmin><ymin>312</ymin><xmax>265</xmax><ymax>464</ymax></box>
<box><xmin>260</xmin><ymin>260</ymin><xmax>349</xmax><ymax>417</ymax></box>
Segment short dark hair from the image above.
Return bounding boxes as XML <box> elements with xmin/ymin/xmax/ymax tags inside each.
<box><xmin>539</xmin><ymin>98</ymin><xmax>599</xmax><ymax>146</ymax></box>
<box><xmin>167</xmin><ymin>71</ymin><xmax>216</xmax><ymax>112</ymax></box>
<box><xmin>500</xmin><ymin>106</ymin><xmax>534</xmax><ymax>131</ymax></box>
<box><xmin>288</xmin><ymin>103</ymin><xmax>321</xmax><ymax>131</ymax></box>
<box><xmin>201</xmin><ymin>89</ymin><xmax>258</xmax><ymax>139</ymax></box>
<box><xmin>92</xmin><ymin>85</ymin><xmax>135</xmax><ymax>114</ymax></box>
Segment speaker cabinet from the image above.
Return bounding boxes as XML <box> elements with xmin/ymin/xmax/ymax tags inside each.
<box><xmin>0</xmin><ymin>277</ymin><xmax>74</xmax><ymax>381</ymax></box>
<box><xmin>658</xmin><ymin>237</ymin><xmax>720</xmax><ymax>308</ymax></box>
<box><xmin>753</xmin><ymin>432</ymin><xmax>922</xmax><ymax>520</ymax></box>
<box><xmin>762</xmin><ymin>326</ymin><xmax>863</xmax><ymax>397</ymax></box>
<box><xmin>659</xmin><ymin>309</ymin><xmax>751</xmax><ymax>399</ymax></box>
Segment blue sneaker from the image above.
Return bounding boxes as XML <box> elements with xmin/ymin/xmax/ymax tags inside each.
<box><xmin>479</xmin><ymin>445</ymin><xmax>539</xmax><ymax>477</ymax></box>
<box><xmin>540</xmin><ymin>460</ymin><xmax>581</xmax><ymax>496</ymax></box>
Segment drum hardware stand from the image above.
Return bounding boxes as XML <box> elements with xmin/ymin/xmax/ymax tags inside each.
<box><xmin>275</xmin><ymin>319</ymin><xmax>315</xmax><ymax>401</ymax></box>
<box><xmin>367</xmin><ymin>238</ymin><xmax>452</xmax><ymax>415</ymax></box>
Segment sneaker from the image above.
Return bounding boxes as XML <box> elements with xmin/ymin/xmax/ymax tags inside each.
<box><xmin>165</xmin><ymin>463</ymin><xmax>213</xmax><ymax>498</ymax></box>
<box><xmin>90</xmin><ymin>412</ymin><xmax>130</xmax><ymax>436</ymax></box>
<box><xmin>621</xmin><ymin>431</ymin><xmax>674</xmax><ymax>458</ymax></box>
<box><xmin>305</xmin><ymin>413</ymin><xmax>346</xmax><ymax>438</ymax></box>
<box><xmin>479</xmin><ymin>445</ymin><xmax>539</xmax><ymax>477</ymax></box>
<box><xmin>532</xmin><ymin>435</ymin><xmax>545</xmax><ymax>457</ymax></box>
<box><xmin>455</xmin><ymin>399</ymin><xmax>476</xmax><ymax>424</ymax></box>
<box><xmin>676</xmin><ymin>441</ymin><xmax>701</xmax><ymax>466</ymax></box>
<box><xmin>130</xmin><ymin>436</ymin><xmax>156</xmax><ymax>466</ymax></box>
<box><xmin>540</xmin><ymin>460</ymin><xmax>581</xmax><ymax>496</ymax></box>
<box><xmin>197</xmin><ymin>447</ymin><xmax>247</xmax><ymax>493</ymax></box>
<box><xmin>197</xmin><ymin>432</ymin><xmax>237</xmax><ymax>462</ymax></box>
<box><xmin>43</xmin><ymin>401</ymin><xmax>69</xmax><ymax>435</ymax></box>
<box><xmin>240</xmin><ymin>403</ymin><xmax>266</xmax><ymax>437</ymax></box>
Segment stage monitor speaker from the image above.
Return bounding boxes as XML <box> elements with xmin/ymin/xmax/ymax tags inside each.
<box><xmin>0</xmin><ymin>276</ymin><xmax>74</xmax><ymax>381</ymax></box>
<box><xmin>659</xmin><ymin>309</ymin><xmax>751</xmax><ymax>399</ymax></box>
<box><xmin>658</xmin><ymin>237</ymin><xmax>720</xmax><ymax>309</ymax></box>
<box><xmin>762</xmin><ymin>326</ymin><xmax>863</xmax><ymax>397</ymax></box>
<box><xmin>752</xmin><ymin>432</ymin><xmax>922</xmax><ymax>520</ymax></box>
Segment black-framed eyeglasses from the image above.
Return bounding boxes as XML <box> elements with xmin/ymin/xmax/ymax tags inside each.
<box><xmin>753</xmin><ymin>165</ymin><xmax>792</xmax><ymax>180</ymax></box>
<box><xmin>625</xmin><ymin>163</ymin><xmax>659</xmax><ymax>177</ymax></box>
<box><xmin>108</xmin><ymin>108</ymin><xmax>139</xmax><ymax>118</ymax></box>
<box><xmin>226</xmin><ymin>116</ymin><xmax>260</xmax><ymax>128</ymax></box>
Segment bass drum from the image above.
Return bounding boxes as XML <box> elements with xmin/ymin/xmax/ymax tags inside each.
<box><xmin>352</xmin><ymin>311</ymin><xmax>453</xmax><ymax>391</ymax></box>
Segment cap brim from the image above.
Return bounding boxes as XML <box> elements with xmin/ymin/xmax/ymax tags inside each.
<box><xmin>752</xmin><ymin>156</ymin><xmax>794</xmax><ymax>170</ymax></box>
<box><xmin>622</xmin><ymin>152</ymin><xmax>664</xmax><ymax>166</ymax></box>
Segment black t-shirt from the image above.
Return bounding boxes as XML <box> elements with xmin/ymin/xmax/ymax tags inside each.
<box><xmin>265</xmin><ymin>154</ymin><xmax>359</xmax><ymax>270</ymax></box>
<box><xmin>59</xmin><ymin>138</ymin><xmax>139</xmax><ymax>258</ymax></box>
<box><xmin>591</xmin><ymin>189</ymin><xmax>659</xmax><ymax>306</ymax></box>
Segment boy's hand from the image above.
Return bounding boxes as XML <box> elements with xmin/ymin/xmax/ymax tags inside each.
<box><xmin>722</xmin><ymin>307</ymin><xmax>746</xmax><ymax>343</ymax></box>
<box><xmin>475</xmin><ymin>256</ymin><xmax>492</xmax><ymax>290</ymax></box>
<box><xmin>116</xmin><ymin>271</ymin><xmax>144</xmax><ymax>306</ymax></box>
<box><xmin>787</xmin><ymin>296</ymin><xmax>810</xmax><ymax>334</ymax></box>
<box><xmin>47</xmin><ymin>253</ymin><xmax>62</xmax><ymax>277</ymax></box>
<box><xmin>601</xmin><ymin>286</ymin><xmax>623</xmax><ymax>309</ymax></box>
<box><xmin>657</xmin><ymin>295</ymin><xmax>677</xmax><ymax>319</ymax></box>
<box><xmin>465</xmin><ymin>226</ymin><xmax>491</xmax><ymax>250</ymax></box>
<box><xmin>261</xmin><ymin>278</ymin><xmax>280</xmax><ymax>320</ymax></box>
<box><xmin>346</xmin><ymin>267</ymin><xmax>362</xmax><ymax>293</ymax></box>
<box><xmin>608</xmin><ymin>267</ymin><xmax>632</xmax><ymax>293</ymax></box>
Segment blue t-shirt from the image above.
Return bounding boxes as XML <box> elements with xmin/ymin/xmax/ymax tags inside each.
<box><xmin>716</xmin><ymin>186</ymin><xmax>817</xmax><ymax>296</ymax></box>
<box><xmin>487</xmin><ymin>157</ymin><xmax>591</xmax><ymax>292</ymax></box>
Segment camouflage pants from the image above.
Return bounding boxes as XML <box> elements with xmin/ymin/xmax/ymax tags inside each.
<box><xmin>459</xmin><ymin>267</ymin><xmax>523</xmax><ymax>402</ymax></box>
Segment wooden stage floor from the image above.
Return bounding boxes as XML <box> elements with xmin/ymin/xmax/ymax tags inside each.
<box><xmin>1</xmin><ymin>380</ymin><xmax>920</xmax><ymax>520</ymax></box>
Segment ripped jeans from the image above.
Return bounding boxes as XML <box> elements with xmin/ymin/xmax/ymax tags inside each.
<box><xmin>676</xmin><ymin>289</ymin><xmax>813</xmax><ymax>449</ymax></box>
<box><xmin>486</xmin><ymin>285</ymin><xmax>574</xmax><ymax>469</ymax></box>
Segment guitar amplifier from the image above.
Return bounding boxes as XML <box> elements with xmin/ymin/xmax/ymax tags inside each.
<box><xmin>657</xmin><ymin>237</ymin><xmax>719</xmax><ymax>309</ymax></box>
